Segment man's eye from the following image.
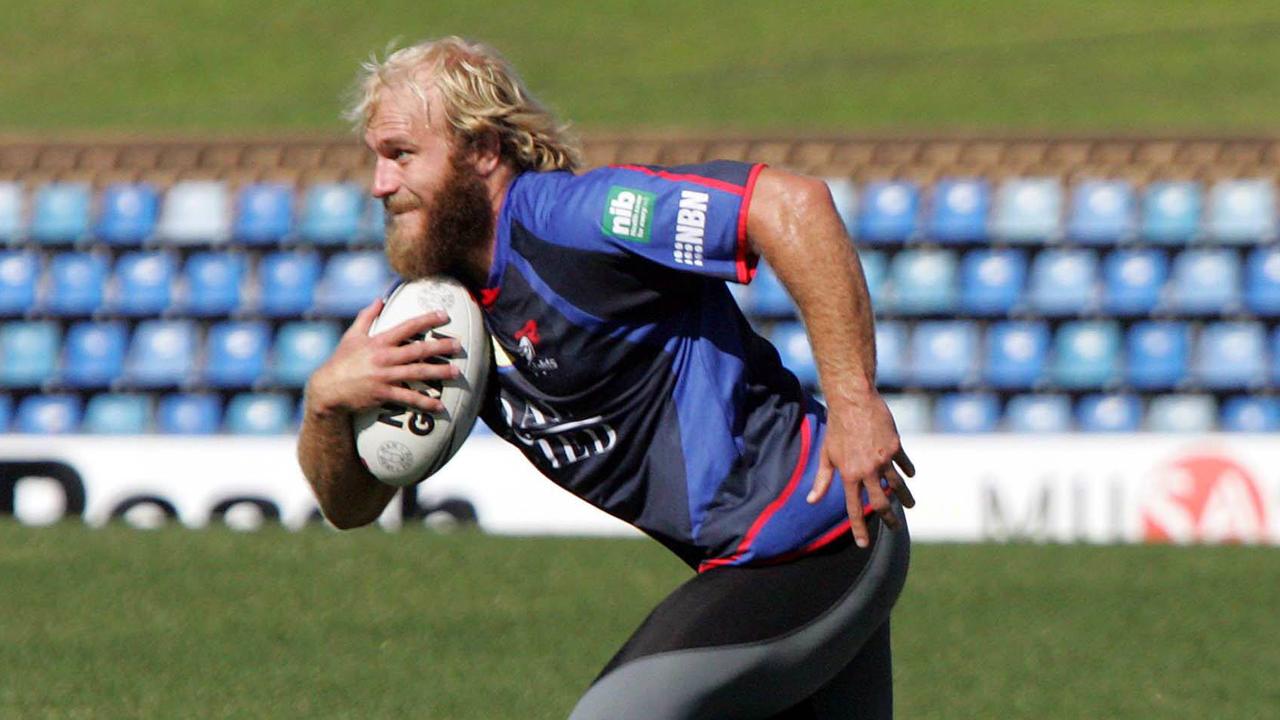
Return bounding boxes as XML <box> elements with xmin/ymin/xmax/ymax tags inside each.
<box><xmin>393</xmin><ymin>149</ymin><xmax>410</xmax><ymax>161</ymax></box>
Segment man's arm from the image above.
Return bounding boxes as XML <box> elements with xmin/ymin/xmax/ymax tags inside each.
<box><xmin>297</xmin><ymin>299</ymin><xmax>460</xmax><ymax>529</ymax></box>
<box><xmin>745</xmin><ymin>168</ymin><xmax>915</xmax><ymax>548</ymax></box>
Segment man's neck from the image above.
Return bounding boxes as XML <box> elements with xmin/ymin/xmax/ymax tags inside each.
<box><xmin>463</xmin><ymin>164</ymin><xmax>517</xmax><ymax>291</ymax></box>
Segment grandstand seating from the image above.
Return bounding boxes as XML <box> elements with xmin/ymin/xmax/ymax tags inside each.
<box><xmin>60</xmin><ymin>321</ymin><xmax>128</xmax><ymax>388</ymax></box>
<box><xmin>14</xmin><ymin>394</ymin><xmax>82</xmax><ymax>434</ymax></box>
<box><xmin>1141</xmin><ymin>182</ymin><xmax>1200</xmax><ymax>245</ymax></box>
<box><xmin>1068</xmin><ymin>180</ymin><xmax>1135</xmax><ymax>244</ymax></box>
<box><xmin>0</xmin><ymin>251</ymin><xmax>39</xmax><ymax>315</ymax></box>
<box><xmin>96</xmin><ymin>183</ymin><xmax>159</xmax><ymax>245</ymax></box>
<box><xmin>31</xmin><ymin>182</ymin><xmax>91</xmax><ymax>244</ymax></box>
<box><xmin>856</xmin><ymin>181</ymin><xmax>918</xmax><ymax>244</ymax></box>
<box><xmin>0</xmin><ymin>182</ymin><xmax>22</xmax><ymax>242</ymax></box>
<box><xmin>927</xmin><ymin>178</ymin><xmax>989</xmax><ymax>243</ymax></box>
<box><xmin>1</xmin><ymin>321</ymin><xmax>59</xmax><ymax>387</ymax></box>
<box><xmin>42</xmin><ymin>252</ymin><xmax>108</xmax><ymax>315</ymax></box>
<box><xmin>1005</xmin><ymin>394</ymin><xmax>1073</xmax><ymax>432</ymax></box>
<box><xmin>934</xmin><ymin>393</ymin><xmax>999</xmax><ymax>433</ymax></box>
<box><xmin>83</xmin><ymin>393</ymin><xmax>152</xmax><ymax>434</ymax></box>
<box><xmin>156</xmin><ymin>393</ymin><xmax>222</xmax><ymax>434</ymax></box>
<box><xmin>234</xmin><ymin>183</ymin><xmax>294</xmax><ymax>246</ymax></box>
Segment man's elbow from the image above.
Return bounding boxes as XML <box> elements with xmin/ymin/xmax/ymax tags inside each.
<box><xmin>321</xmin><ymin>503</ymin><xmax>382</xmax><ymax>531</ymax></box>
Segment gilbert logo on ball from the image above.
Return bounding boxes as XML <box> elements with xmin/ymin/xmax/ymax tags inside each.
<box><xmin>353</xmin><ymin>277</ymin><xmax>492</xmax><ymax>486</ymax></box>
<box><xmin>1140</xmin><ymin>453</ymin><xmax>1268</xmax><ymax>544</ymax></box>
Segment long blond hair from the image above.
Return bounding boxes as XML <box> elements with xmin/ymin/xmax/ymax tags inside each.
<box><xmin>346</xmin><ymin>37</ymin><xmax>581</xmax><ymax>172</ymax></box>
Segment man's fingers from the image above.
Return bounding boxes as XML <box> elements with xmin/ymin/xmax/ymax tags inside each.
<box><xmin>385</xmin><ymin>337</ymin><xmax>461</xmax><ymax>366</ymax></box>
<box><xmin>382</xmin><ymin>310</ymin><xmax>449</xmax><ymax>346</ymax></box>
<box><xmin>348</xmin><ymin>298</ymin><xmax>384</xmax><ymax>337</ymax></box>
<box><xmin>894</xmin><ymin>446</ymin><xmax>916</xmax><ymax>477</ymax></box>
<box><xmin>807</xmin><ymin>449</ymin><xmax>834</xmax><ymax>504</ymax></box>
<box><xmin>382</xmin><ymin>385</ymin><xmax>445</xmax><ymax>415</ymax></box>
<box><xmin>385</xmin><ymin>362</ymin><xmax>460</xmax><ymax>384</ymax></box>
<box><xmin>884</xmin><ymin>465</ymin><xmax>916</xmax><ymax>509</ymax></box>
<box><xmin>864</xmin><ymin>477</ymin><xmax>900</xmax><ymax>531</ymax></box>
<box><xmin>845</xmin><ymin>484</ymin><xmax>871</xmax><ymax>548</ymax></box>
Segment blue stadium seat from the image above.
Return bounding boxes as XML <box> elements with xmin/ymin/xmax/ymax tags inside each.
<box><xmin>959</xmin><ymin>248</ymin><xmax>1026</xmax><ymax>316</ymax></box>
<box><xmin>300</xmin><ymin>183</ymin><xmax>364</xmax><ymax>245</ymax></box>
<box><xmin>1195</xmin><ymin>321</ymin><xmax>1266</xmax><ymax>390</ymax></box>
<box><xmin>983</xmin><ymin>321</ymin><xmax>1049</xmax><ymax>390</ymax></box>
<box><xmin>926</xmin><ymin>178</ymin><xmax>989</xmax><ymax>243</ymax></box>
<box><xmin>855</xmin><ymin>181</ymin><xmax>918</xmax><ymax>245</ymax></box>
<box><xmin>60</xmin><ymin>321</ymin><xmax>128</xmax><ymax>389</ymax></box>
<box><xmin>314</xmin><ymin>251</ymin><xmax>392</xmax><ymax>316</ymax></box>
<box><xmin>124</xmin><ymin>320</ymin><xmax>198</xmax><ymax>388</ymax></box>
<box><xmin>109</xmin><ymin>251</ymin><xmax>176</xmax><ymax>316</ymax></box>
<box><xmin>824</xmin><ymin>178</ymin><xmax>857</xmax><ymax>237</ymax></box>
<box><xmin>203</xmin><ymin>321</ymin><xmax>271</xmax><ymax>389</ymax></box>
<box><xmin>909</xmin><ymin>321</ymin><xmax>977</xmax><ymax>388</ymax></box>
<box><xmin>0</xmin><ymin>182</ymin><xmax>22</xmax><ymax>242</ymax></box>
<box><xmin>0</xmin><ymin>321</ymin><xmax>59</xmax><ymax>388</ymax></box>
<box><xmin>82</xmin><ymin>393</ymin><xmax>153</xmax><ymax>434</ymax></box>
<box><xmin>271</xmin><ymin>321</ymin><xmax>340</xmax><ymax>387</ymax></box>
<box><xmin>1141</xmin><ymin>181</ymin><xmax>1201</xmax><ymax>245</ymax></box>
<box><xmin>1026</xmin><ymin>248</ymin><xmax>1099</xmax><ymax>316</ymax></box>
<box><xmin>1221</xmin><ymin>396</ymin><xmax>1280</xmax><ymax>432</ymax></box>
<box><xmin>1243</xmin><ymin>247</ymin><xmax>1280</xmax><ymax>317</ymax></box>
<box><xmin>882</xmin><ymin>394</ymin><xmax>931</xmax><ymax>434</ymax></box>
<box><xmin>1102</xmin><ymin>248</ymin><xmax>1167</xmax><ymax>316</ymax></box>
<box><xmin>770</xmin><ymin>322</ymin><xmax>818</xmax><ymax>387</ymax></box>
<box><xmin>181</xmin><ymin>252</ymin><xmax>246</xmax><ymax>317</ymax></box>
<box><xmin>96</xmin><ymin>183</ymin><xmax>159</xmax><ymax>245</ymax></box>
<box><xmin>363</xmin><ymin>195</ymin><xmax>388</xmax><ymax>244</ymax></box>
<box><xmin>30</xmin><ymin>182</ymin><xmax>91</xmax><ymax>244</ymax></box>
<box><xmin>1005</xmin><ymin>394</ymin><xmax>1073</xmax><ymax>433</ymax></box>
<box><xmin>933</xmin><ymin>392</ymin><xmax>998</xmax><ymax>433</ymax></box>
<box><xmin>886</xmin><ymin>249</ymin><xmax>957</xmax><ymax>315</ymax></box>
<box><xmin>1169</xmin><ymin>249</ymin><xmax>1240</xmax><ymax>315</ymax></box>
<box><xmin>1147</xmin><ymin>394</ymin><xmax>1217</xmax><ymax>433</ymax></box>
<box><xmin>42</xmin><ymin>252</ymin><xmax>108</xmax><ymax>316</ymax></box>
<box><xmin>156</xmin><ymin>181</ymin><xmax>231</xmax><ymax>244</ymax></box>
<box><xmin>0</xmin><ymin>393</ymin><xmax>10</xmax><ymax>432</ymax></box>
<box><xmin>1207</xmin><ymin>179</ymin><xmax>1276</xmax><ymax>244</ymax></box>
<box><xmin>1273</xmin><ymin>326</ymin><xmax>1280</xmax><ymax>387</ymax></box>
<box><xmin>859</xmin><ymin>250</ymin><xmax>887</xmax><ymax>310</ymax></box>
<box><xmin>1076</xmin><ymin>394</ymin><xmax>1142</xmax><ymax>433</ymax></box>
<box><xmin>1067</xmin><ymin>180</ymin><xmax>1135</xmax><ymax>244</ymax></box>
<box><xmin>0</xmin><ymin>251</ymin><xmax>39</xmax><ymax>315</ymax></box>
<box><xmin>225</xmin><ymin>392</ymin><xmax>294</xmax><ymax>434</ymax></box>
<box><xmin>1051</xmin><ymin>321</ymin><xmax>1120</xmax><ymax>389</ymax></box>
<box><xmin>874</xmin><ymin>321</ymin><xmax>907</xmax><ymax>388</ymax></box>
<box><xmin>14</xmin><ymin>394</ymin><xmax>82</xmax><ymax>434</ymax></box>
<box><xmin>992</xmin><ymin>178</ymin><xmax>1062</xmax><ymax>243</ymax></box>
<box><xmin>746</xmin><ymin>262</ymin><xmax>795</xmax><ymax>317</ymax></box>
<box><xmin>1125</xmin><ymin>321</ymin><xmax>1189</xmax><ymax>391</ymax></box>
<box><xmin>257</xmin><ymin>251</ymin><xmax>321</xmax><ymax>318</ymax></box>
<box><xmin>234</xmin><ymin>183</ymin><xmax>294</xmax><ymax>246</ymax></box>
<box><xmin>157</xmin><ymin>393</ymin><xmax>222</xmax><ymax>435</ymax></box>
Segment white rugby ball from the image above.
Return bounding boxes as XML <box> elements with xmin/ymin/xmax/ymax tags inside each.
<box><xmin>353</xmin><ymin>276</ymin><xmax>492</xmax><ymax>486</ymax></box>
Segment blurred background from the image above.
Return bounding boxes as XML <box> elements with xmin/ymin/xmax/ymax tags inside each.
<box><xmin>2</xmin><ymin>2</ymin><xmax>1278</xmax><ymax>718</ymax></box>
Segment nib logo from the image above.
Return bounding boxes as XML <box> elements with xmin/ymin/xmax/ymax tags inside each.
<box><xmin>1141</xmin><ymin>454</ymin><xmax>1268</xmax><ymax>544</ymax></box>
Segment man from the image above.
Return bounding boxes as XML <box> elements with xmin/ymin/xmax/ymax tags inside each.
<box><xmin>298</xmin><ymin>36</ymin><xmax>916</xmax><ymax>719</ymax></box>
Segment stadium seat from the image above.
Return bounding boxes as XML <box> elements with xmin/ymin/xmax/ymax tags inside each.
<box><xmin>1194</xmin><ymin>321</ymin><xmax>1267</xmax><ymax>390</ymax></box>
<box><xmin>909</xmin><ymin>320</ymin><xmax>977</xmax><ymax>388</ymax></box>
<box><xmin>1243</xmin><ymin>247</ymin><xmax>1280</xmax><ymax>317</ymax></box>
<box><xmin>1147</xmin><ymin>394</ymin><xmax>1217</xmax><ymax>433</ymax></box>
<box><xmin>30</xmin><ymin>182</ymin><xmax>91</xmax><ymax>244</ymax></box>
<box><xmin>1067</xmin><ymin>180</ymin><xmax>1135</xmax><ymax>244</ymax></box>
<box><xmin>1273</xmin><ymin>326</ymin><xmax>1280</xmax><ymax>387</ymax></box>
<box><xmin>156</xmin><ymin>181</ymin><xmax>231</xmax><ymax>244</ymax></box>
<box><xmin>181</xmin><ymin>252</ymin><xmax>246</xmax><ymax>317</ymax></box>
<box><xmin>1141</xmin><ymin>181</ymin><xmax>1201</xmax><ymax>245</ymax></box>
<box><xmin>204</xmin><ymin>320</ymin><xmax>271</xmax><ymax>388</ymax></box>
<box><xmin>0</xmin><ymin>251</ymin><xmax>39</xmax><ymax>315</ymax></box>
<box><xmin>1076</xmin><ymin>394</ymin><xmax>1142</xmax><ymax>433</ymax></box>
<box><xmin>157</xmin><ymin>393</ymin><xmax>222</xmax><ymax>435</ymax></box>
<box><xmin>95</xmin><ymin>183</ymin><xmax>159</xmax><ymax>245</ymax></box>
<box><xmin>313</xmin><ymin>251</ymin><xmax>392</xmax><ymax>316</ymax></box>
<box><xmin>225</xmin><ymin>392</ymin><xmax>294</xmax><ymax>434</ymax></box>
<box><xmin>882</xmin><ymin>393</ymin><xmax>931</xmax><ymax>434</ymax></box>
<box><xmin>1220</xmin><ymin>396</ymin><xmax>1280</xmax><ymax>432</ymax></box>
<box><xmin>1051</xmin><ymin>321</ymin><xmax>1120</xmax><ymax>389</ymax></box>
<box><xmin>0</xmin><ymin>393</ymin><xmax>11</xmax><ymax>432</ymax></box>
<box><xmin>0</xmin><ymin>321</ymin><xmax>59</xmax><ymax>388</ymax></box>
<box><xmin>1168</xmin><ymin>249</ymin><xmax>1240</xmax><ymax>316</ymax></box>
<box><xmin>770</xmin><ymin>322</ymin><xmax>818</xmax><ymax>387</ymax></box>
<box><xmin>746</xmin><ymin>262</ymin><xmax>795</xmax><ymax>317</ymax></box>
<box><xmin>874</xmin><ymin>321</ymin><xmax>907</xmax><ymax>388</ymax></box>
<box><xmin>270</xmin><ymin>321</ymin><xmax>340</xmax><ymax>387</ymax></box>
<box><xmin>257</xmin><ymin>251</ymin><xmax>321</xmax><ymax>317</ymax></box>
<box><xmin>363</xmin><ymin>195</ymin><xmax>388</xmax><ymax>244</ymax></box>
<box><xmin>959</xmin><ymin>248</ymin><xmax>1026</xmax><ymax>316</ymax></box>
<box><xmin>926</xmin><ymin>178</ymin><xmax>989</xmax><ymax>244</ymax></box>
<box><xmin>824</xmin><ymin>177</ymin><xmax>857</xmax><ymax>237</ymax></box>
<box><xmin>1101</xmin><ymin>248</ymin><xmax>1167</xmax><ymax>316</ymax></box>
<box><xmin>234</xmin><ymin>183</ymin><xmax>295</xmax><ymax>246</ymax></box>
<box><xmin>60</xmin><ymin>321</ymin><xmax>128</xmax><ymax>389</ymax></box>
<box><xmin>855</xmin><ymin>180</ymin><xmax>918</xmax><ymax>244</ymax></box>
<box><xmin>13</xmin><ymin>394</ymin><xmax>82</xmax><ymax>434</ymax></box>
<box><xmin>109</xmin><ymin>251</ymin><xmax>176</xmax><ymax>316</ymax></box>
<box><xmin>1026</xmin><ymin>248</ymin><xmax>1099</xmax><ymax>316</ymax></box>
<box><xmin>886</xmin><ymin>249</ymin><xmax>957</xmax><ymax>315</ymax></box>
<box><xmin>124</xmin><ymin>320</ymin><xmax>198</xmax><ymax>388</ymax></box>
<box><xmin>1125</xmin><ymin>321</ymin><xmax>1189</xmax><ymax>391</ymax></box>
<box><xmin>859</xmin><ymin>250</ymin><xmax>887</xmax><ymax>310</ymax></box>
<box><xmin>42</xmin><ymin>251</ymin><xmax>108</xmax><ymax>316</ymax></box>
<box><xmin>300</xmin><ymin>183</ymin><xmax>364</xmax><ymax>245</ymax></box>
<box><xmin>1005</xmin><ymin>394</ymin><xmax>1073</xmax><ymax>433</ymax></box>
<box><xmin>82</xmin><ymin>393</ymin><xmax>153</xmax><ymax>434</ymax></box>
<box><xmin>991</xmin><ymin>178</ymin><xmax>1062</xmax><ymax>243</ymax></box>
<box><xmin>1207</xmin><ymin>179</ymin><xmax>1276</xmax><ymax>244</ymax></box>
<box><xmin>933</xmin><ymin>392</ymin><xmax>998</xmax><ymax>433</ymax></box>
<box><xmin>983</xmin><ymin>321</ymin><xmax>1049</xmax><ymax>390</ymax></box>
<box><xmin>0</xmin><ymin>182</ymin><xmax>22</xmax><ymax>242</ymax></box>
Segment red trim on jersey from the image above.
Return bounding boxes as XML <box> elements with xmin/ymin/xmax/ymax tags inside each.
<box><xmin>612</xmin><ymin>164</ymin><xmax>746</xmax><ymax>196</ymax></box>
<box><xmin>479</xmin><ymin>287</ymin><xmax>500</xmax><ymax>308</ymax></box>
<box><xmin>735</xmin><ymin>163</ymin><xmax>766</xmax><ymax>284</ymax></box>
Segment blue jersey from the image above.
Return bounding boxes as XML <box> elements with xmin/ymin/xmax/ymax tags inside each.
<box><xmin>478</xmin><ymin>161</ymin><xmax>857</xmax><ymax>570</ymax></box>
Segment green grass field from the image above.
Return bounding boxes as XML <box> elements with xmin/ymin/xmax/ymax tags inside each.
<box><xmin>2</xmin><ymin>521</ymin><xmax>1277</xmax><ymax>719</ymax></box>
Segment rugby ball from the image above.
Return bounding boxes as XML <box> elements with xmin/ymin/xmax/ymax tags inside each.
<box><xmin>353</xmin><ymin>276</ymin><xmax>492</xmax><ymax>486</ymax></box>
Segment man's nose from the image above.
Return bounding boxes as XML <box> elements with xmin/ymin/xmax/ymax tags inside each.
<box><xmin>372</xmin><ymin>157</ymin><xmax>399</xmax><ymax>198</ymax></box>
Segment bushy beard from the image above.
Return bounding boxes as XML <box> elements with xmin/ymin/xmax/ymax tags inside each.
<box><xmin>383</xmin><ymin>154</ymin><xmax>494</xmax><ymax>286</ymax></box>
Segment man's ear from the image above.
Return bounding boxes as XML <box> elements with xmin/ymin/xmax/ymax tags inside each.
<box><xmin>470</xmin><ymin>130</ymin><xmax>503</xmax><ymax>176</ymax></box>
